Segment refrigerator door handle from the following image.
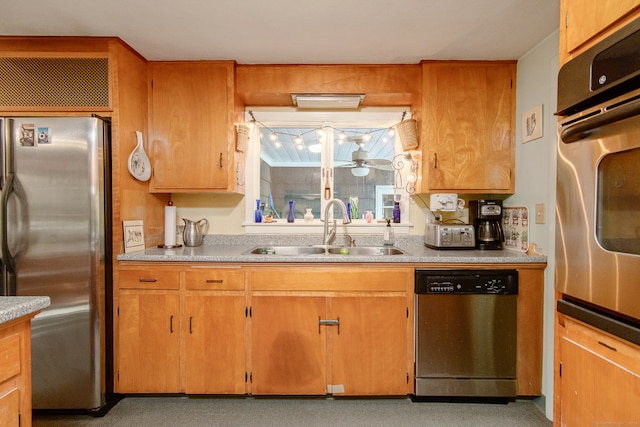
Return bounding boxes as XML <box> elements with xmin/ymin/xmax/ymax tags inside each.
<box><xmin>1</xmin><ymin>172</ymin><xmax>17</xmax><ymax>277</ymax></box>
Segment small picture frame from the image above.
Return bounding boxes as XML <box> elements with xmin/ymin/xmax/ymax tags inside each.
<box><xmin>522</xmin><ymin>104</ymin><xmax>543</xmax><ymax>143</ymax></box>
<box><xmin>123</xmin><ymin>220</ymin><xmax>145</xmax><ymax>253</ymax></box>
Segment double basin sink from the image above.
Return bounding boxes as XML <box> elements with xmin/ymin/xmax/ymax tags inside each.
<box><xmin>244</xmin><ymin>245</ymin><xmax>407</xmax><ymax>256</ymax></box>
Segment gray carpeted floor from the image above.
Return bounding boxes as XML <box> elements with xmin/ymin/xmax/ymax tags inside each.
<box><xmin>33</xmin><ymin>396</ymin><xmax>552</xmax><ymax>427</ymax></box>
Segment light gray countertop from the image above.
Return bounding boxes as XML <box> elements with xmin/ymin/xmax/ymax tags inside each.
<box><xmin>117</xmin><ymin>235</ymin><xmax>547</xmax><ymax>265</ymax></box>
<box><xmin>0</xmin><ymin>296</ymin><xmax>51</xmax><ymax>325</ymax></box>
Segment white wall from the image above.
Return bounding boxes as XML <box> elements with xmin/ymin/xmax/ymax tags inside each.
<box><xmin>509</xmin><ymin>29</ymin><xmax>559</xmax><ymax>420</ymax></box>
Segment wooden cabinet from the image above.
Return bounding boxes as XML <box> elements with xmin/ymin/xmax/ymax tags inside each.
<box><xmin>115</xmin><ymin>262</ymin><xmax>543</xmax><ymax>397</ymax></box>
<box><xmin>251</xmin><ymin>296</ymin><xmax>327</xmax><ymax>395</ymax></box>
<box><xmin>555</xmin><ymin>313</ymin><xmax>640</xmax><ymax>425</ymax></box>
<box><xmin>0</xmin><ymin>313</ymin><xmax>39</xmax><ymax>427</ymax></box>
<box><xmin>115</xmin><ymin>265</ymin><xmax>246</xmax><ymax>394</ymax></box>
<box><xmin>515</xmin><ymin>267</ymin><xmax>544</xmax><ymax>396</ymax></box>
<box><xmin>148</xmin><ymin>61</ymin><xmax>245</xmax><ymax>193</ymax></box>
<box><xmin>559</xmin><ymin>0</ymin><xmax>640</xmax><ymax>66</ymax></box>
<box><xmin>248</xmin><ymin>266</ymin><xmax>413</xmax><ymax>396</ymax></box>
<box><xmin>117</xmin><ymin>268</ymin><xmax>181</xmax><ymax>393</ymax></box>
<box><xmin>118</xmin><ymin>291</ymin><xmax>181</xmax><ymax>392</ymax></box>
<box><xmin>419</xmin><ymin>61</ymin><xmax>516</xmax><ymax>194</ymax></box>
<box><xmin>183</xmin><ymin>268</ymin><xmax>246</xmax><ymax>394</ymax></box>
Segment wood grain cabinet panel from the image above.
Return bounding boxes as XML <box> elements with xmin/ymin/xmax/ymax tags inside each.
<box><xmin>555</xmin><ymin>315</ymin><xmax>640</xmax><ymax>426</ymax></box>
<box><xmin>117</xmin><ymin>291</ymin><xmax>181</xmax><ymax>393</ymax></box>
<box><xmin>420</xmin><ymin>61</ymin><xmax>516</xmax><ymax>194</ymax></box>
<box><xmin>184</xmin><ymin>294</ymin><xmax>246</xmax><ymax>394</ymax></box>
<box><xmin>148</xmin><ymin>61</ymin><xmax>244</xmax><ymax>193</ymax></box>
<box><xmin>0</xmin><ymin>318</ymin><xmax>34</xmax><ymax>427</ymax></box>
<box><xmin>116</xmin><ymin>265</ymin><xmax>247</xmax><ymax>394</ymax></box>
<box><xmin>250</xmin><ymin>296</ymin><xmax>328</xmax><ymax>395</ymax></box>
<box><xmin>331</xmin><ymin>296</ymin><xmax>408</xmax><ymax>395</ymax></box>
<box><xmin>248</xmin><ymin>266</ymin><xmax>412</xmax><ymax>396</ymax></box>
<box><xmin>560</xmin><ymin>0</ymin><xmax>640</xmax><ymax>65</ymax></box>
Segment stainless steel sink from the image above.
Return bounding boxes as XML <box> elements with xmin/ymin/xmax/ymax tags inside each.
<box><xmin>245</xmin><ymin>246</ymin><xmax>326</xmax><ymax>255</ymax></box>
<box><xmin>244</xmin><ymin>245</ymin><xmax>406</xmax><ymax>256</ymax></box>
<box><xmin>326</xmin><ymin>246</ymin><xmax>406</xmax><ymax>256</ymax></box>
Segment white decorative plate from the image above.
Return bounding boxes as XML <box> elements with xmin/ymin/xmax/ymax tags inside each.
<box><xmin>128</xmin><ymin>131</ymin><xmax>151</xmax><ymax>181</ymax></box>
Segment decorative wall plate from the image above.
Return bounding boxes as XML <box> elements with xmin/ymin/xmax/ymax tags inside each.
<box><xmin>128</xmin><ymin>131</ymin><xmax>151</xmax><ymax>181</ymax></box>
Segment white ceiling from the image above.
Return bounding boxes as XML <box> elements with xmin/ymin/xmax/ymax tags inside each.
<box><xmin>1</xmin><ymin>0</ymin><xmax>560</xmax><ymax>63</ymax></box>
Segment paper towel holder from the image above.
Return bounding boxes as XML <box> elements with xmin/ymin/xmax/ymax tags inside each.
<box><xmin>158</xmin><ymin>201</ymin><xmax>182</xmax><ymax>249</ymax></box>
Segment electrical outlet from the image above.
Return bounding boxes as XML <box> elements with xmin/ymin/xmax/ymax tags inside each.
<box><xmin>535</xmin><ymin>203</ymin><xmax>545</xmax><ymax>224</ymax></box>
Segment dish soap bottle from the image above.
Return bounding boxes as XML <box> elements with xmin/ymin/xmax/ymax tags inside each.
<box><xmin>383</xmin><ymin>219</ymin><xmax>394</xmax><ymax>246</ymax></box>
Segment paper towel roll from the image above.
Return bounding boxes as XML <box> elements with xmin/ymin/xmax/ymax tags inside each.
<box><xmin>164</xmin><ymin>204</ymin><xmax>177</xmax><ymax>247</ymax></box>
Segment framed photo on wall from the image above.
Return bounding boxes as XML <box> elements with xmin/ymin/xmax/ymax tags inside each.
<box><xmin>123</xmin><ymin>220</ymin><xmax>145</xmax><ymax>253</ymax></box>
<box><xmin>522</xmin><ymin>104</ymin><xmax>543</xmax><ymax>143</ymax></box>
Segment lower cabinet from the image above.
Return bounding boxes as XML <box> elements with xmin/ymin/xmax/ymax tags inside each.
<box><xmin>118</xmin><ymin>291</ymin><xmax>181</xmax><ymax>393</ymax></box>
<box><xmin>115</xmin><ymin>262</ymin><xmax>542</xmax><ymax>397</ymax></box>
<box><xmin>116</xmin><ymin>266</ymin><xmax>246</xmax><ymax>394</ymax></box>
<box><xmin>248</xmin><ymin>266</ymin><xmax>413</xmax><ymax>396</ymax></box>
<box><xmin>555</xmin><ymin>313</ymin><xmax>640</xmax><ymax>425</ymax></box>
<box><xmin>0</xmin><ymin>316</ymin><xmax>36</xmax><ymax>427</ymax></box>
<box><xmin>183</xmin><ymin>268</ymin><xmax>246</xmax><ymax>394</ymax></box>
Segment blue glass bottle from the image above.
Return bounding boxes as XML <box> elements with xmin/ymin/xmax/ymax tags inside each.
<box><xmin>254</xmin><ymin>199</ymin><xmax>262</xmax><ymax>223</ymax></box>
<box><xmin>393</xmin><ymin>201</ymin><xmax>401</xmax><ymax>223</ymax></box>
<box><xmin>287</xmin><ymin>200</ymin><xmax>295</xmax><ymax>223</ymax></box>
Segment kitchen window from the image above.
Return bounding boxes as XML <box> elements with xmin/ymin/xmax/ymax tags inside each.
<box><xmin>243</xmin><ymin>107</ymin><xmax>413</xmax><ymax>234</ymax></box>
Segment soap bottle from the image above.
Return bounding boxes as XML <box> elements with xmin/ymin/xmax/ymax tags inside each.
<box><xmin>383</xmin><ymin>219</ymin><xmax>394</xmax><ymax>246</ymax></box>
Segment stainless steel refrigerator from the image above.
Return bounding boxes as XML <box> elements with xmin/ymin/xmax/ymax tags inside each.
<box><xmin>0</xmin><ymin>116</ymin><xmax>111</xmax><ymax>413</ymax></box>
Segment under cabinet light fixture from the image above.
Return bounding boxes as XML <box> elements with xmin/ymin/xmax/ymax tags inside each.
<box><xmin>291</xmin><ymin>94</ymin><xmax>365</xmax><ymax>109</ymax></box>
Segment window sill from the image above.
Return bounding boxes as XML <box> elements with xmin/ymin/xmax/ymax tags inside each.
<box><xmin>243</xmin><ymin>219</ymin><xmax>412</xmax><ymax>235</ymax></box>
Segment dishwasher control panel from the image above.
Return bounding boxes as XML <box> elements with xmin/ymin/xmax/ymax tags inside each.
<box><xmin>415</xmin><ymin>270</ymin><xmax>518</xmax><ymax>295</ymax></box>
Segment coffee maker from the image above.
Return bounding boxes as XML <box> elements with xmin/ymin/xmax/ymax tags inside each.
<box><xmin>469</xmin><ymin>200</ymin><xmax>504</xmax><ymax>250</ymax></box>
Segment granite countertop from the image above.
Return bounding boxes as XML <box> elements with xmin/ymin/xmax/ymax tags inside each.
<box><xmin>117</xmin><ymin>235</ymin><xmax>547</xmax><ymax>265</ymax></box>
<box><xmin>0</xmin><ymin>296</ymin><xmax>51</xmax><ymax>325</ymax></box>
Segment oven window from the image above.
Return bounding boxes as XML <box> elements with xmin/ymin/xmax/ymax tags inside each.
<box><xmin>596</xmin><ymin>147</ymin><xmax>640</xmax><ymax>255</ymax></box>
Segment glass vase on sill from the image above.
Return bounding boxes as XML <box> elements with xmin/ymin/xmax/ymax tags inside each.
<box><xmin>287</xmin><ymin>200</ymin><xmax>295</xmax><ymax>223</ymax></box>
<box><xmin>304</xmin><ymin>208</ymin><xmax>314</xmax><ymax>222</ymax></box>
<box><xmin>254</xmin><ymin>199</ymin><xmax>262</xmax><ymax>223</ymax></box>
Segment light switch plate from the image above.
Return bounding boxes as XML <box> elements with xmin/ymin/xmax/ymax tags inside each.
<box><xmin>535</xmin><ymin>203</ymin><xmax>545</xmax><ymax>224</ymax></box>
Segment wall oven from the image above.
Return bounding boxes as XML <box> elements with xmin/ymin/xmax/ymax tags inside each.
<box><xmin>556</xmin><ymin>16</ymin><xmax>640</xmax><ymax>341</ymax></box>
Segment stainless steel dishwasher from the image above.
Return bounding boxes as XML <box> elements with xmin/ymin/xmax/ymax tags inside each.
<box><xmin>414</xmin><ymin>269</ymin><xmax>518</xmax><ymax>398</ymax></box>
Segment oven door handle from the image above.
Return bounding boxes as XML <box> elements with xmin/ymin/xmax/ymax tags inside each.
<box><xmin>560</xmin><ymin>96</ymin><xmax>640</xmax><ymax>143</ymax></box>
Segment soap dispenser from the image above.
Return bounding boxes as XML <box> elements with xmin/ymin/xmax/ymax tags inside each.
<box><xmin>383</xmin><ymin>219</ymin><xmax>394</xmax><ymax>246</ymax></box>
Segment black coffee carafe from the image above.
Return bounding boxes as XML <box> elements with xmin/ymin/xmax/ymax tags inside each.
<box><xmin>469</xmin><ymin>200</ymin><xmax>504</xmax><ymax>250</ymax></box>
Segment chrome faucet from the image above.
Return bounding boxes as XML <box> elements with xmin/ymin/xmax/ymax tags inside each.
<box><xmin>322</xmin><ymin>199</ymin><xmax>351</xmax><ymax>246</ymax></box>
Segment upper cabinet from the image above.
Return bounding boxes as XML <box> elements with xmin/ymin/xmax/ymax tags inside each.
<box><xmin>419</xmin><ymin>61</ymin><xmax>516</xmax><ymax>194</ymax></box>
<box><xmin>148</xmin><ymin>61</ymin><xmax>245</xmax><ymax>193</ymax></box>
<box><xmin>559</xmin><ymin>0</ymin><xmax>640</xmax><ymax>66</ymax></box>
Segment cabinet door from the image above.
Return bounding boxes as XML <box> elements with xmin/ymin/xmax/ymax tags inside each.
<box><xmin>117</xmin><ymin>291</ymin><xmax>180</xmax><ymax>393</ymax></box>
<box><xmin>421</xmin><ymin>62</ymin><xmax>515</xmax><ymax>193</ymax></box>
<box><xmin>330</xmin><ymin>296</ymin><xmax>408</xmax><ymax>395</ymax></box>
<box><xmin>184</xmin><ymin>294</ymin><xmax>246</xmax><ymax>394</ymax></box>
<box><xmin>149</xmin><ymin>62</ymin><xmax>231</xmax><ymax>191</ymax></box>
<box><xmin>251</xmin><ymin>296</ymin><xmax>327</xmax><ymax>395</ymax></box>
<box><xmin>558</xmin><ymin>318</ymin><xmax>640</xmax><ymax>425</ymax></box>
<box><xmin>0</xmin><ymin>388</ymin><xmax>19</xmax><ymax>427</ymax></box>
<box><xmin>563</xmin><ymin>0</ymin><xmax>640</xmax><ymax>55</ymax></box>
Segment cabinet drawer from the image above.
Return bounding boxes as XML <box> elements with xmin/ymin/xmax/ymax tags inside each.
<box><xmin>249</xmin><ymin>267</ymin><xmax>410</xmax><ymax>292</ymax></box>
<box><xmin>185</xmin><ymin>269</ymin><xmax>245</xmax><ymax>291</ymax></box>
<box><xmin>0</xmin><ymin>334</ymin><xmax>20</xmax><ymax>384</ymax></box>
<box><xmin>119</xmin><ymin>270</ymin><xmax>180</xmax><ymax>290</ymax></box>
<box><xmin>564</xmin><ymin>317</ymin><xmax>640</xmax><ymax>374</ymax></box>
